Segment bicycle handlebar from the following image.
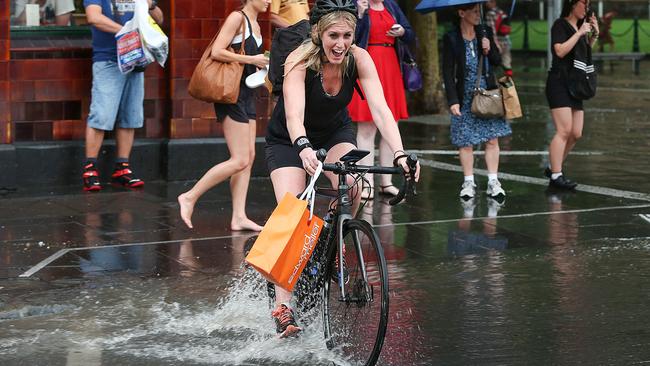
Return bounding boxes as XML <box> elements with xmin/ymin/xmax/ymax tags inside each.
<box><xmin>315</xmin><ymin>149</ymin><xmax>418</xmax><ymax>206</ymax></box>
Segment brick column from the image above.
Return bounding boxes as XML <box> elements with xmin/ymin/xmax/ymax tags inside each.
<box><xmin>168</xmin><ymin>0</ymin><xmax>271</xmax><ymax>139</ymax></box>
<box><xmin>0</xmin><ymin>0</ymin><xmax>10</xmax><ymax>144</ymax></box>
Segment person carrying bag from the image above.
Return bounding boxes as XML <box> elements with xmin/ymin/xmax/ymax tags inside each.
<box><xmin>188</xmin><ymin>12</ymin><xmax>247</xmax><ymax>104</ymax></box>
<box><xmin>246</xmin><ymin>163</ymin><xmax>324</xmax><ymax>292</ymax></box>
<box><xmin>471</xmin><ymin>54</ymin><xmax>504</xmax><ymax>119</ymax></box>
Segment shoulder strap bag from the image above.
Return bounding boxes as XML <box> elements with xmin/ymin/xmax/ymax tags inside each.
<box><xmin>188</xmin><ymin>11</ymin><xmax>247</xmax><ymax>104</ymax></box>
<box><xmin>470</xmin><ymin>53</ymin><xmax>505</xmax><ymax>119</ymax></box>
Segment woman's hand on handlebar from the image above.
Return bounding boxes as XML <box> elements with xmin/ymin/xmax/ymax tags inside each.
<box><xmin>395</xmin><ymin>155</ymin><xmax>420</xmax><ymax>182</ymax></box>
<box><xmin>300</xmin><ymin>148</ymin><xmax>320</xmax><ymax>176</ymax></box>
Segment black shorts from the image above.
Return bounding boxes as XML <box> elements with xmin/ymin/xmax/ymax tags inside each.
<box><xmin>545</xmin><ymin>71</ymin><xmax>583</xmax><ymax>110</ymax></box>
<box><xmin>265</xmin><ymin>126</ymin><xmax>357</xmax><ymax>173</ymax></box>
<box><xmin>214</xmin><ymin>84</ymin><xmax>257</xmax><ymax>123</ymax></box>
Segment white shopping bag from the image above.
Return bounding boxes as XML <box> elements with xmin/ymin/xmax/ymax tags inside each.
<box><xmin>115</xmin><ymin>6</ymin><xmax>150</xmax><ymax>73</ymax></box>
<box><xmin>135</xmin><ymin>0</ymin><xmax>168</xmax><ymax>67</ymax></box>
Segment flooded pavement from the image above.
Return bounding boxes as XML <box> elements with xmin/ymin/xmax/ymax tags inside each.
<box><xmin>2</xmin><ymin>58</ymin><xmax>650</xmax><ymax>365</ymax></box>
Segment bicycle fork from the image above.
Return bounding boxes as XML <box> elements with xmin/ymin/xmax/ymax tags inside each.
<box><xmin>336</xmin><ymin>214</ymin><xmax>372</xmax><ymax>303</ymax></box>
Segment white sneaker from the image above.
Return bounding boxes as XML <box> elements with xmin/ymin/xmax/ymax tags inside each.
<box><xmin>459</xmin><ymin>181</ymin><xmax>477</xmax><ymax>198</ymax></box>
<box><xmin>486</xmin><ymin>179</ymin><xmax>506</xmax><ymax>198</ymax></box>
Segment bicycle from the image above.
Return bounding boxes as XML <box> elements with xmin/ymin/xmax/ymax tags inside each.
<box><xmin>291</xmin><ymin>148</ymin><xmax>418</xmax><ymax>366</ymax></box>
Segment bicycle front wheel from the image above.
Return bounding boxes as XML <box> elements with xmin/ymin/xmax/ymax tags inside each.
<box><xmin>322</xmin><ymin>219</ymin><xmax>389</xmax><ymax>366</ymax></box>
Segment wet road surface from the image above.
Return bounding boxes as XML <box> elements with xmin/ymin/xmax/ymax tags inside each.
<box><xmin>1</xmin><ymin>58</ymin><xmax>650</xmax><ymax>365</ymax></box>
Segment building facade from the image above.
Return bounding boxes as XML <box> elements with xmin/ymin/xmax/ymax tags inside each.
<box><xmin>0</xmin><ymin>0</ymin><xmax>274</xmax><ymax>187</ymax></box>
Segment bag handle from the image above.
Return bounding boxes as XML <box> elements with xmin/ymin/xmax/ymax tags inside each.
<box><xmin>299</xmin><ymin>162</ymin><xmax>323</xmax><ymax>221</ymax></box>
<box><xmin>204</xmin><ymin>12</ymin><xmax>247</xmax><ymax>56</ymax></box>
<box><xmin>475</xmin><ymin>50</ymin><xmax>484</xmax><ymax>91</ymax></box>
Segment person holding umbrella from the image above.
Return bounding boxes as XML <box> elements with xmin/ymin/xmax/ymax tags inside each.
<box><xmin>442</xmin><ymin>3</ymin><xmax>511</xmax><ymax>200</ymax></box>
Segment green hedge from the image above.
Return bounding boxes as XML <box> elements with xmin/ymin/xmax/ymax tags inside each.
<box><xmin>439</xmin><ymin>19</ymin><xmax>650</xmax><ymax>53</ymax></box>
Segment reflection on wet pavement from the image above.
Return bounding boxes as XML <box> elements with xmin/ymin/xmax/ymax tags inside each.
<box><xmin>2</xmin><ymin>59</ymin><xmax>650</xmax><ymax>365</ymax></box>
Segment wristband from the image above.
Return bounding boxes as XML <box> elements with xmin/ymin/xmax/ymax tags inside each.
<box><xmin>393</xmin><ymin>153</ymin><xmax>408</xmax><ymax>167</ymax></box>
<box><xmin>393</xmin><ymin>150</ymin><xmax>406</xmax><ymax>158</ymax></box>
<box><xmin>293</xmin><ymin>136</ymin><xmax>313</xmax><ymax>153</ymax></box>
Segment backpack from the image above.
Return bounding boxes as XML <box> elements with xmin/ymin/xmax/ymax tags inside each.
<box><xmin>267</xmin><ymin>19</ymin><xmax>365</xmax><ymax>98</ymax></box>
<box><xmin>495</xmin><ymin>11</ymin><xmax>511</xmax><ymax>36</ymax></box>
<box><xmin>268</xmin><ymin>19</ymin><xmax>311</xmax><ymax>96</ymax></box>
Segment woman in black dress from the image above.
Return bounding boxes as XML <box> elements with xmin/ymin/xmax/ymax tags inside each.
<box><xmin>178</xmin><ymin>0</ymin><xmax>270</xmax><ymax>230</ymax></box>
<box><xmin>545</xmin><ymin>0</ymin><xmax>599</xmax><ymax>189</ymax></box>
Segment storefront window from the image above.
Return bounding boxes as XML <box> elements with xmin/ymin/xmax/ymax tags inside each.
<box><xmin>10</xmin><ymin>0</ymin><xmax>87</xmax><ymax>27</ymax></box>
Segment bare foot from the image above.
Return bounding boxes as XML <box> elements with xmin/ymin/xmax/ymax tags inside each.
<box><xmin>231</xmin><ymin>217</ymin><xmax>263</xmax><ymax>232</ymax></box>
<box><xmin>178</xmin><ymin>193</ymin><xmax>196</xmax><ymax>229</ymax></box>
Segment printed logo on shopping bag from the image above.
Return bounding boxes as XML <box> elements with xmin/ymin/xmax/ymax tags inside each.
<box><xmin>287</xmin><ymin>218</ymin><xmax>321</xmax><ymax>285</ymax></box>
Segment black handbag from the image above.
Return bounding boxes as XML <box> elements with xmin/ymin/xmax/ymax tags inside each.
<box><xmin>566</xmin><ymin>28</ymin><xmax>597</xmax><ymax>100</ymax></box>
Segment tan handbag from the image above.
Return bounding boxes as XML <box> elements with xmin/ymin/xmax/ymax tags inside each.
<box><xmin>498</xmin><ymin>76</ymin><xmax>523</xmax><ymax>120</ymax></box>
<box><xmin>188</xmin><ymin>12</ymin><xmax>246</xmax><ymax>104</ymax></box>
<box><xmin>470</xmin><ymin>54</ymin><xmax>505</xmax><ymax>119</ymax></box>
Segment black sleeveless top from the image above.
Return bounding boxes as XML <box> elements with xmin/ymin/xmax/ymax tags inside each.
<box><xmin>266</xmin><ymin>57</ymin><xmax>358</xmax><ymax>146</ymax></box>
<box><xmin>231</xmin><ymin>12</ymin><xmax>263</xmax><ymax>82</ymax></box>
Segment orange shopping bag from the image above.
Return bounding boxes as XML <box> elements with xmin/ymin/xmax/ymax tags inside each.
<box><xmin>246</xmin><ymin>163</ymin><xmax>324</xmax><ymax>292</ymax></box>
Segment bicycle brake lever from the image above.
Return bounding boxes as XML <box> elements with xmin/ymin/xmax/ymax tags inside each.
<box><xmin>388</xmin><ymin>154</ymin><xmax>418</xmax><ymax>206</ymax></box>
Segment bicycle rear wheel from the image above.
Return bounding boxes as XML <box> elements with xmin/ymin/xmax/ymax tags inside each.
<box><xmin>322</xmin><ymin>219</ymin><xmax>389</xmax><ymax>366</ymax></box>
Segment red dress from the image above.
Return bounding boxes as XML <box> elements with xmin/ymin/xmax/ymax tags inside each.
<box><xmin>348</xmin><ymin>8</ymin><xmax>409</xmax><ymax>123</ymax></box>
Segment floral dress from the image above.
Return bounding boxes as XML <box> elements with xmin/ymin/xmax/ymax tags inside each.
<box><xmin>450</xmin><ymin>39</ymin><xmax>511</xmax><ymax>148</ymax></box>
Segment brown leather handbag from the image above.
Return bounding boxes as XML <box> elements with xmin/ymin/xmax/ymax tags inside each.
<box><xmin>470</xmin><ymin>54</ymin><xmax>505</xmax><ymax>119</ymax></box>
<box><xmin>188</xmin><ymin>12</ymin><xmax>246</xmax><ymax>104</ymax></box>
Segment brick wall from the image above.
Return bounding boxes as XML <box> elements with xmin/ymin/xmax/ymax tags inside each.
<box><xmin>3</xmin><ymin>0</ymin><xmax>276</xmax><ymax>143</ymax></box>
<box><xmin>0</xmin><ymin>0</ymin><xmax>9</xmax><ymax>144</ymax></box>
<box><xmin>169</xmin><ymin>0</ymin><xmax>272</xmax><ymax>139</ymax></box>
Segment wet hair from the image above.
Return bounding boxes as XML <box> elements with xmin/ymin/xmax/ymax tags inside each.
<box><xmin>287</xmin><ymin>11</ymin><xmax>357</xmax><ymax>76</ymax></box>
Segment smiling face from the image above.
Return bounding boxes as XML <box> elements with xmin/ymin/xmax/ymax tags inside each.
<box><xmin>320</xmin><ymin>20</ymin><xmax>355</xmax><ymax>64</ymax></box>
<box><xmin>458</xmin><ymin>4</ymin><xmax>481</xmax><ymax>27</ymax></box>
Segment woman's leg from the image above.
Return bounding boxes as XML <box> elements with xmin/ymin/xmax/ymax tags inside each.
<box><xmin>459</xmin><ymin>146</ymin><xmax>474</xmax><ymax>177</ymax></box>
<box><xmin>229</xmin><ymin>119</ymin><xmax>263</xmax><ymax>231</ymax></box>
<box><xmin>177</xmin><ymin>117</ymin><xmax>253</xmax><ymax>229</ymax></box>
<box><xmin>484</xmin><ymin>138</ymin><xmax>500</xmax><ymax>174</ymax></box>
<box><xmin>562</xmin><ymin>110</ymin><xmax>584</xmax><ymax>162</ymax></box>
<box><xmin>549</xmin><ymin>107</ymin><xmax>574</xmax><ymax>173</ymax></box>
<box><xmin>378</xmin><ymin>137</ymin><xmax>399</xmax><ymax>196</ymax></box>
<box><xmin>269</xmin><ymin>167</ymin><xmax>306</xmax><ymax>307</ymax></box>
<box><xmin>356</xmin><ymin>122</ymin><xmax>377</xmax><ymax>193</ymax></box>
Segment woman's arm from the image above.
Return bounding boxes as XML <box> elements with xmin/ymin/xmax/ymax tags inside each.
<box><xmin>282</xmin><ymin>52</ymin><xmax>308</xmax><ymax>146</ymax></box>
<box><xmin>210</xmin><ymin>12</ymin><xmax>268</xmax><ymax>68</ymax></box>
<box><xmin>391</xmin><ymin>1</ymin><xmax>415</xmax><ymax>44</ymax></box>
<box><xmin>352</xmin><ymin>47</ymin><xmax>419</xmax><ymax>178</ymax></box>
<box><xmin>441</xmin><ymin>33</ymin><xmax>459</xmax><ymax>107</ymax></box>
<box><xmin>554</xmin><ymin>21</ymin><xmax>591</xmax><ymax>58</ymax></box>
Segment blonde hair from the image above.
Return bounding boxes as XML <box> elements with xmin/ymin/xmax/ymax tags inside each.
<box><xmin>287</xmin><ymin>11</ymin><xmax>357</xmax><ymax>77</ymax></box>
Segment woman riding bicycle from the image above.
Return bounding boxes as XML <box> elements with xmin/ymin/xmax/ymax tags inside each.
<box><xmin>264</xmin><ymin>0</ymin><xmax>420</xmax><ymax>338</ymax></box>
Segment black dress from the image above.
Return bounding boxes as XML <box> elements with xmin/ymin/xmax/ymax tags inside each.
<box><xmin>265</xmin><ymin>59</ymin><xmax>359</xmax><ymax>173</ymax></box>
<box><xmin>214</xmin><ymin>12</ymin><xmax>263</xmax><ymax>123</ymax></box>
<box><xmin>546</xmin><ymin>18</ymin><xmax>586</xmax><ymax>110</ymax></box>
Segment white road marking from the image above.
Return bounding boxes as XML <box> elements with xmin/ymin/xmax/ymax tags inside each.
<box><xmin>411</xmin><ymin>150</ymin><xmax>603</xmax><ymax>156</ymax></box>
<box><xmin>420</xmin><ymin>159</ymin><xmax>650</xmax><ymax>202</ymax></box>
<box><xmin>374</xmin><ymin>204</ymin><xmax>650</xmax><ymax>228</ymax></box>
<box><xmin>639</xmin><ymin>214</ymin><xmax>650</xmax><ymax>224</ymax></box>
<box><xmin>18</xmin><ymin>233</ymin><xmax>252</xmax><ymax>278</ymax></box>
